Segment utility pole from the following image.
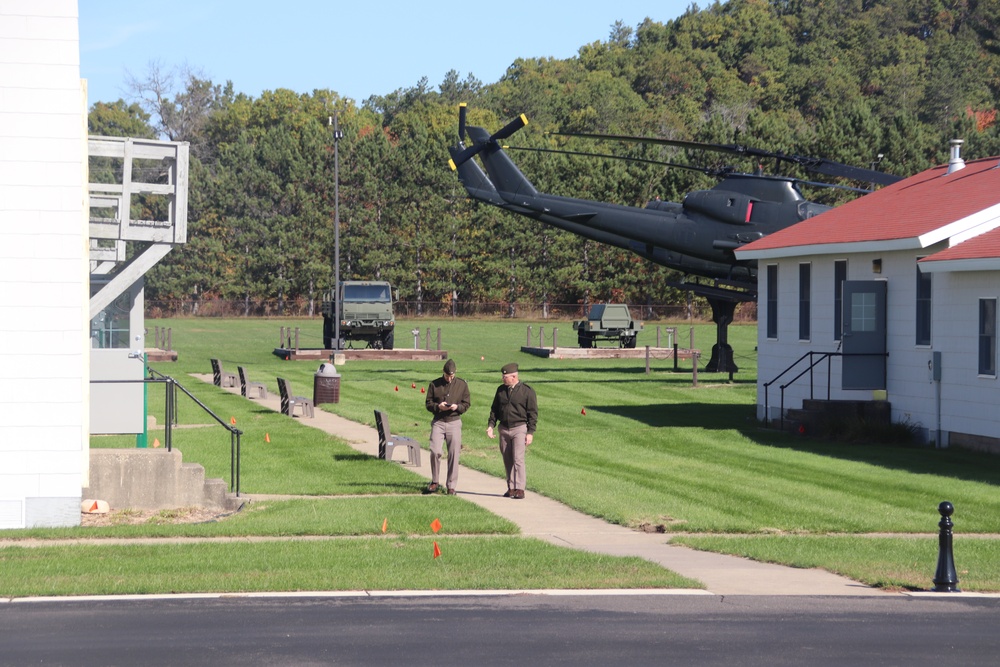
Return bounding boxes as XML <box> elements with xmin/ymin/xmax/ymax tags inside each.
<box><xmin>329</xmin><ymin>112</ymin><xmax>343</xmax><ymax>349</ymax></box>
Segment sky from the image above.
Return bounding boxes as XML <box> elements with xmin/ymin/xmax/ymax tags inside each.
<box><xmin>79</xmin><ymin>0</ymin><xmax>694</xmax><ymax>106</ymax></box>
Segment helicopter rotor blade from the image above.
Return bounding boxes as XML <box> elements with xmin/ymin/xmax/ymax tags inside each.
<box><xmin>458</xmin><ymin>103</ymin><xmax>467</xmax><ymax>142</ymax></box>
<box><xmin>503</xmin><ymin>145</ymin><xmax>721</xmax><ymax>176</ymax></box>
<box><xmin>508</xmin><ymin>144</ymin><xmax>874</xmax><ymax>193</ymax></box>
<box><xmin>549</xmin><ymin>130</ymin><xmax>902</xmax><ymax>186</ymax></box>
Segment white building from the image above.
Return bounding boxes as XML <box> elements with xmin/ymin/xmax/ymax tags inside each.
<box><xmin>0</xmin><ymin>0</ymin><xmax>88</xmax><ymax>528</ymax></box>
<box><xmin>736</xmin><ymin>142</ymin><xmax>1000</xmax><ymax>451</ymax></box>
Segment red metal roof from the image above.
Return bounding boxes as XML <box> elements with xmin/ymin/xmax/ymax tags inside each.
<box><xmin>737</xmin><ymin>157</ymin><xmax>1000</xmax><ymax>253</ymax></box>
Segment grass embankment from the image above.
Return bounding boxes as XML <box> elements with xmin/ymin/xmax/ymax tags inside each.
<box><xmin>3</xmin><ymin>317</ymin><xmax>1000</xmax><ymax>594</ymax></box>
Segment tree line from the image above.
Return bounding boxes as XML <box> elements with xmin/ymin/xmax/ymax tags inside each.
<box><xmin>88</xmin><ymin>0</ymin><xmax>1000</xmax><ymax>316</ymax></box>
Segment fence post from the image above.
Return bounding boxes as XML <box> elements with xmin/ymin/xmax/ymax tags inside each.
<box><xmin>645</xmin><ymin>345</ymin><xmax>651</xmax><ymax>375</ymax></box>
<box><xmin>526</xmin><ymin>326</ymin><xmax>532</xmax><ymax>346</ymax></box>
<box><xmin>673</xmin><ymin>342</ymin><xmax>679</xmax><ymax>371</ymax></box>
<box><xmin>692</xmin><ymin>352</ymin><xmax>699</xmax><ymax>387</ymax></box>
<box><xmin>539</xmin><ymin>326</ymin><xmax>545</xmax><ymax>348</ymax></box>
<box><xmin>656</xmin><ymin>326</ymin><xmax>661</xmax><ymax>348</ymax></box>
<box><xmin>425</xmin><ymin>328</ymin><xmax>431</xmax><ymax>351</ymax></box>
<box><xmin>294</xmin><ymin>327</ymin><xmax>300</xmax><ymax>352</ymax></box>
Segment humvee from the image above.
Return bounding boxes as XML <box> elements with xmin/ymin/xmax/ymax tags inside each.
<box><xmin>321</xmin><ymin>280</ymin><xmax>395</xmax><ymax>349</ymax></box>
<box><xmin>572</xmin><ymin>303</ymin><xmax>642</xmax><ymax>348</ymax></box>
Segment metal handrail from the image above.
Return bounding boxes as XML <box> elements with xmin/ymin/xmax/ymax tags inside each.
<box><xmin>92</xmin><ymin>370</ymin><xmax>243</xmax><ymax>496</ymax></box>
<box><xmin>762</xmin><ymin>351</ymin><xmax>841</xmax><ymax>430</ymax></box>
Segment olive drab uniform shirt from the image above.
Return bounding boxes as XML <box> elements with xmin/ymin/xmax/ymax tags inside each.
<box><xmin>488</xmin><ymin>381</ymin><xmax>538</xmax><ymax>434</ymax></box>
<box><xmin>425</xmin><ymin>376</ymin><xmax>471</xmax><ymax>423</ymax></box>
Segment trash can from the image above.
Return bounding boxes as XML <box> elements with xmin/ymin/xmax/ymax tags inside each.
<box><xmin>313</xmin><ymin>363</ymin><xmax>341</xmax><ymax>405</ymax></box>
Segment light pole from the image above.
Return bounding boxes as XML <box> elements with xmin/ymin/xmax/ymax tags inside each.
<box><xmin>329</xmin><ymin>112</ymin><xmax>343</xmax><ymax>349</ymax></box>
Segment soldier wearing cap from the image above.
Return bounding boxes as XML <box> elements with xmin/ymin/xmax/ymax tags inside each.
<box><xmin>487</xmin><ymin>362</ymin><xmax>538</xmax><ymax>499</ymax></box>
<box><xmin>424</xmin><ymin>358</ymin><xmax>470</xmax><ymax>495</ymax></box>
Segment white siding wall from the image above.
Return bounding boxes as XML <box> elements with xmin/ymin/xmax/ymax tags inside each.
<box><xmin>757</xmin><ymin>245</ymin><xmax>1000</xmax><ymax>444</ymax></box>
<box><xmin>0</xmin><ymin>0</ymin><xmax>86</xmax><ymax>528</ymax></box>
<box><xmin>930</xmin><ymin>271</ymin><xmax>1000</xmax><ymax>442</ymax></box>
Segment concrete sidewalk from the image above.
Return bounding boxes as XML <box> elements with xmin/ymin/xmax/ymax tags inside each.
<box><xmin>210</xmin><ymin>376</ymin><xmax>891</xmax><ymax>597</ymax></box>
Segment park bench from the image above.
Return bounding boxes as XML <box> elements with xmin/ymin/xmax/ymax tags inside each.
<box><xmin>210</xmin><ymin>358</ymin><xmax>238</xmax><ymax>388</ymax></box>
<box><xmin>374</xmin><ymin>409</ymin><xmax>421</xmax><ymax>466</ymax></box>
<box><xmin>277</xmin><ymin>377</ymin><xmax>314</xmax><ymax>418</ymax></box>
<box><xmin>238</xmin><ymin>366</ymin><xmax>268</xmax><ymax>399</ymax></box>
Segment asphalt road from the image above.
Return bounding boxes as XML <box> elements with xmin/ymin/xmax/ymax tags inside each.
<box><xmin>2</xmin><ymin>593</ymin><xmax>999</xmax><ymax>666</ymax></box>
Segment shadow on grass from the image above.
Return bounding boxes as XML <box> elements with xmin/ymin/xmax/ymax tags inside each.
<box><xmin>594</xmin><ymin>401</ymin><xmax>1000</xmax><ymax>486</ymax></box>
<box><xmin>591</xmin><ymin>402</ymin><xmax>755</xmax><ymax>429</ymax></box>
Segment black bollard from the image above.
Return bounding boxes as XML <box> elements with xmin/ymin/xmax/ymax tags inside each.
<box><xmin>932</xmin><ymin>501</ymin><xmax>960</xmax><ymax>592</ymax></box>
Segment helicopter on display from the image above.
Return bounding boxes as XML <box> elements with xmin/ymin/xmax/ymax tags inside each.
<box><xmin>447</xmin><ymin>104</ymin><xmax>902</xmax><ymax>373</ymax></box>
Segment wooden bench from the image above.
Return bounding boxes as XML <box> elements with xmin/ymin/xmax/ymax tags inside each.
<box><xmin>210</xmin><ymin>358</ymin><xmax>238</xmax><ymax>388</ymax></box>
<box><xmin>238</xmin><ymin>366</ymin><xmax>268</xmax><ymax>399</ymax></box>
<box><xmin>277</xmin><ymin>377</ymin><xmax>314</xmax><ymax>418</ymax></box>
<box><xmin>374</xmin><ymin>409</ymin><xmax>421</xmax><ymax>466</ymax></box>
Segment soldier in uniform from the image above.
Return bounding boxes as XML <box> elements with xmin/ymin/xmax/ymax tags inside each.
<box><xmin>487</xmin><ymin>363</ymin><xmax>538</xmax><ymax>499</ymax></box>
<box><xmin>425</xmin><ymin>359</ymin><xmax>470</xmax><ymax>495</ymax></box>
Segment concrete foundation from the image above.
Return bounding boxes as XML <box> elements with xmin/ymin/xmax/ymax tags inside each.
<box><xmin>83</xmin><ymin>448</ymin><xmax>242</xmax><ymax>512</ymax></box>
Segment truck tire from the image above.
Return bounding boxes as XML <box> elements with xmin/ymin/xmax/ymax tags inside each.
<box><xmin>623</xmin><ymin>334</ymin><xmax>637</xmax><ymax>349</ymax></box>
<box><xmin>578</xmin><ymin>332</ymin><xmax>594</xmax><ymax>348</ymax></box>
<box><xmin>383</xmin><ymin>330</ymin><xmax>395</xmax><ymax>350</ymax></box>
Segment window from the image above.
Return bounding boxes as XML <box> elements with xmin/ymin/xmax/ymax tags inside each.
<box><xmin>979</xmin><ymin>298</ymin><xmax>996</xmax><ymax>376</ymax></box>
<box><xmin>766</xmin><ymin>264</ymin><xmax>778</xmax><ymax>339</ymax></box>
<box><xmin>852</xmin><ymin>291</ymin><xmax>877</xmax><ymax>332</ymax></box>
<box><xmin>833</xmin><ymin>260</ymin><xmax>846</xmax><ymax>341</ymax></box>
<box><xmin>916</xmin><ymin>262</ymin><xmax>931</xmax><ymax>345</ymax></box>
<box><xmin>799</xmin><ymin>263</ymin><xmax>811</xmax><ymax>340</ymax></box>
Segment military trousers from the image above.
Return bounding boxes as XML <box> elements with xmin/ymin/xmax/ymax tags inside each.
<box><xmin>429</xmin><ymin>419</ymin><xmax>462</xmax><ymax>490</ymax></box>
<box><xmin>498</xmin><ymin>423</ymin><xmax>528</xmax><ymax>491</ymax></box>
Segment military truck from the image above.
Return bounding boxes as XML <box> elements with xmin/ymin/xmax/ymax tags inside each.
<box><xmin>573</xmin><ymin>303</ymin><xmax>642</xmax><ymax>348</ymax></box>
<box><xmin>321</xmin><ymin>280</ymin><xmax>395</xmax><ymax>349</ymax></box>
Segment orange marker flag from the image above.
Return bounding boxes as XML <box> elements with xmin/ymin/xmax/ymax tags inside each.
<box><xmin>382</xmin><ymin>517</ymin><xmax>388</xmax><ymax>533</ymax></box>
<box><xmin>230</xmin><ymin>416</ymin><xmax>237</xmax><ymax>425</ymax></box>
<box><xmin>395</xmin><ymin>386</ymin><xmax>399</xmax><ymax>391</ymax></box>
<box><xmin>152</xmin><ymin>438</ymin><xmax>161</xmax><ymax>448</ymax></box>
<box><xmin>581</xmin><ymin>408</ymin><xmax>587</xmax><ymax>415</ymax></box>
<box><xmin>90</xmin><ymin>500</ymin><xmax>99</xmax><ymax>512</ymax></box>
<box><xmin>411</xmin><ymin>382</ymin><xmax>416</xmax><ymax>389</ymax></box>
<box><xmin>433</xmin><ymin>541</ymin><xmax>441</xmax><ymax>559</ymax></box>
<box><xmin>420</xmin><ymin>387</ymin><xmax>425</xmax><ymax>394</ymax></box>
<box><xmin>430</xmin><ymin>518</ymin><xmax>442</xmax><ymax>533</ymax></box>
<box><xmin>265</xmin><ymin>433</ymin><xmax>271</xmax><ymax>443</ymax></box>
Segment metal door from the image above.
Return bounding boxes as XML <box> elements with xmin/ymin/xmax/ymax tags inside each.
<box><xmin>841</xmin><ymin>280</ymin><xmax>887</xmax><ymax>390</ymax></box>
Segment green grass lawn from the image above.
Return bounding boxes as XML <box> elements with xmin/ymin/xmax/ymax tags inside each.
<box><xmin>4</xmin><ymin>316</ymin><xmax>1000</xmax><ymax>595</ymax></box>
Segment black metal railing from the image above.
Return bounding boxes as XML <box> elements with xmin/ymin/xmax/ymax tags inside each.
<box><xmin>91</xmin><ymin>369</ymin><xmax>243</xmax><ymax>496</ymax></box>
<box><xmin>762</xmin><ymin>351</ymin><xmax>842</xmax><ymax>431</ymax></box>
